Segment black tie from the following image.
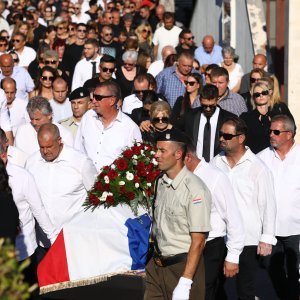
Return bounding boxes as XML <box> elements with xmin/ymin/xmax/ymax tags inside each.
<box><xmin>91</xmin><ymin>61</ymin><xmax>97</xmax><ymax>78</ymax></box>
<box><xmin>202</xmin><ymin>117</ymin><xmax>211</xmax><ymax>162</ymax></box>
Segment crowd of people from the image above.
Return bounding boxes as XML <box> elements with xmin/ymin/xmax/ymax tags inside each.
<box><xmin>0</xmin><ymin>0</ymin><xmax>299</xmax><ymax>299</ymax></box>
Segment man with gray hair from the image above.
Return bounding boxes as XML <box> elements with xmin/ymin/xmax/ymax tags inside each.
<box><xmin>258</xmin><ymin>115</ymin><xmax>300</xmax><ymax>300</ymax></box>
<box><xmin>14</xmin><ymin>96</ymin><xmax>73</xmax><ymax>155</ymax></box>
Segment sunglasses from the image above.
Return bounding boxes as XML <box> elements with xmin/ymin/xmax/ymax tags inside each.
<box><xmin>250</xmin><ymin>77</ymin><xmax>260</xmax><ymax>83</ymax></box>
<box><xmin>58</xmin><ymin>26</ymin><xmax>65</xmax><ymax>30</ymax></box>
<box><xmin>77</xmin><ymin>29</ymin><xmax>87</xmax><ymax>33</ymax></box>
<box><xmin>152</xmin><ymin>117</ymin><xmax>169</xmax><ymax>124</ymax></box>
<box><xmin>142</xmin><ymin>29</ymin><xmax>151</xmax><ymax>34</ymax></box>
<box><xmin>219</xmin><ymin>132</ymin><xmax>242</xmax><ymax>140</ymax></box>
<box><xmin>184</xmin><ymin>80</ymin><xmax>197</xmax><ymax>86</ymax></box>
<box><xmin>184</xmin><ymin>36</ymin><xmax>194</xmax><ymax>40</ymax></box>
<box><xmin>93</xmin><ymin>94</ymin><xmax>115</xmax><ymax>101</ymax></box>
<box><xmin>41</xmin><ymin>76</ymin><xmax>54</xmax><ymax>81</ymax></box>
<box><xmin>253</xmin><ymin>90</ymin><xmax>269</xmax><ymax>98</ymax></box>
<box><xmin>134</xmin><ymin>89</ymin><xmax>148</xmax><ymax>95</ymax></box>
<box><xmin>1</xmin><ymin>36</ymin><xmax>9</xmax><ymax>39</ymax></box>
<box><xmin>13</xmin><ymin>58</ymin><xmax>19</xmax><ymax>62</ymax></box>
<box><xmin>201</xmin><ymin>104</ymin><xmax>216</xmax><ymax>110</ymax></box>
<box><xmin>104</xmin><ymin>33</ymin><xmax>113</xmax><ymax>36</ymax></box>
<box><xmin>44</xmin><ymin>60</ymin><xmax>57</xmax><ymax>65</ymax></box>
<box><xmin>12</xmin><ymin>39</ymin><xmax>21</xmax><ymax>43</ymax></box>
<box><xmin>69</xmin><ymin>27</ymin><xmax>75</xmax><ymax>31</ymax></box>
<box><xmin>0</xmin><ymin>43</ymin><xmax>7</xmax><ymax>47</ymax></box>
<box><xmin>101</xmin><ymin>67</ymin><xmax>114</xmax><ymax>73</ymax></box>
<box><xmin>269</xmin><ymin>129</ymin><xmax>290</xmax><ymax>136</ymax></box>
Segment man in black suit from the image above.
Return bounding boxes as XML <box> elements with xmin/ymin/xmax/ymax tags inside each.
<box><xmin>184</xmin><ymin>84</ymin><xmax>235</xmax><ymax>162</ymax></box>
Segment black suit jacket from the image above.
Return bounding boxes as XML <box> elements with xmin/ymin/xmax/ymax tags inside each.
<box><xmin>183</xmin><ymin>106</ymin><xmax>236</xmax><ymax>157</ymax></box>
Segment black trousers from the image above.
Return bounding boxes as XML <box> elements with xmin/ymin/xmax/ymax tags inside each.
<box><xmin>203</xmin><ymin>237</ymin><xmax>226</xmax><ymax>300</ymax></box>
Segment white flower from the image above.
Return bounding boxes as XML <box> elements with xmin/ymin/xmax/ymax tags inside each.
<box><xmin>141</xmin><ymin>150</ymin><xmax>145</xmax><ymax>156</ymax></box>
<box><xmin>111</xmin><ymin>164</ymin><xmax>116</xmax><ymax>170</ymax></box>
<box><xmin>144</xmin><ymin>146</ymin><xmax>148</xmax><ymax>150</ymax></box>
<box><xmin>147</xmin><ymin>183</ymin><xmax>152</xmax><ymax>187</ymax></box>
<box><xmin>150</xmin><ymin>151</ymin><xmax>156</xmax><ymax>155</ymax></box>
<box><xmin>119</xmin><ymin>181</ymin><xmax>125</xmax><ymax>185</ymax></box>
<box><xmin>137</xmin><ymin>143</ymin><xmax>141</xmax><ymax>146</ymax></box>
<box><xmin>100</xmin><ymin>191</ymin><xmax>108</xmax><ymax>202</ymax></box>
<box><xmin>152</xmin><ymin>158</ymin><xmax>158</xmax><ymax>166</ymax></box>
<box><xmin>104</xmin><ymin>176</ymin><xmax>109</xmax><ymax>184</ymax></box>
<box><xmin>135</xmin><ymin>183</ymin><xmax>139</xmax><ymax>188</ymax></box>
<box><xmin>133</xmin><ymin>155</ymin><xmax>138</xmax><ymax>159</ymax></box>
<box><xmin>132</xmin><ymin>159</ymin><xmax>138</xmax><ymax>165</ymax></box>
<box><xmin>126</xmin><ymin>172</ymin><xmax>134</xmax><ymax>181</ymax></box>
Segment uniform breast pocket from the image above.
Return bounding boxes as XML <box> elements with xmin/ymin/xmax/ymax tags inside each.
<box><xmin>164</xmin><ymin>208</ymin><xmax>185</xmax><ymax>232</ymax></box>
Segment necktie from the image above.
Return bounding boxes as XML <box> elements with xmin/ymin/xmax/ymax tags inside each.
<box><xmin>202</xmin><ymin>117</ymin><xmax>211</xmax><ymax>162</ymax></box>
<box><xmin>91</xmin><ymin>61</ymin><xmax>97</xmax><ymax>78</ymax></box>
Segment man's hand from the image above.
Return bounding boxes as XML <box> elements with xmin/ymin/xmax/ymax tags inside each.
<box><xmin>139</xmin><ymin>120</ymin><xmax>151</xmax><ymax>132</ymax></box>
<box><xmin>223</xmin><ymin>261</ymin><xmax>239</xmax><ymax>278</ymax></box>
<box><xmin>172</xmin><ymin>277</ymin><xmax>193</xmax><ymax>300</ymax></box>
<box><xmin>257</xmin><ymin>242</ymin><xmax>272</xmax><ymax>256</ymax></box>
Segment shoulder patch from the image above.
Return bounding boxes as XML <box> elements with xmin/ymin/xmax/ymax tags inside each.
<box><xmin>192</xmin><ymin>198</ymin><xmax>202</xmax><ymax>204</ymax></box>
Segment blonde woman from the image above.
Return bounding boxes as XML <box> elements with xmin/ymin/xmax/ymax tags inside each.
<box><xmin>13</xmin><ymin>21</ymin><xmax>34</xmax><ymax>47</ymax></box>
<box><xmin>135</xmin><ymin>23</ymin><xmax>153</xmax><ymax>56</ymax></box>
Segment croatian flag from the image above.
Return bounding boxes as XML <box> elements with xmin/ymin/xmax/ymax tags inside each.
<box><xmin>38</xmin><ymin>205</ymin><xmax>151</xmax><ymax>294</ymax></box>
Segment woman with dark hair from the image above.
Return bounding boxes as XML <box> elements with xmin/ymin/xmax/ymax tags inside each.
<box><xmin>171</xmin><ymin>73</ymin><xmax>202</xmax><ymax>128</ymax></box>
<box><xmin>0</xmin><ymin>158</ymin><xmax>19</xmax><ymax>243</ymax></box>
<box><xmin>164</xmin><ymin>53</ymin><xmax>177</xmax><ymax>68</ymax></box>
<box><xmin>40</xmin><ymin>25</ymin><xmax>57</xmax><ymax>49</ymax></box>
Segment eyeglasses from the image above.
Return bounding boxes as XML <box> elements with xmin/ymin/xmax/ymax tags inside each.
<box><xmin>1</xmin><ymin>36</ymin><xmax>9</xmax><ymax>39</ymax></box>
<box><xmin>93</xmin><ymin>94</ymin><xmax>115</xmax><ymax>101</ymax></box>
<box><xmin>58</xmin><ymin>26</ymin><xmax>65</xmax><ymax>30</ymax></box>
<box><xmin>77</xmin><ymin>29</ymin><xmax>87</xmax><ymax>33</ymax></box>
<box><xmin>0</xmin><ymin>43</ymin><xmax>7</xmax><ymax>47</ymax></box>
<box><xmin>44</xmin><ymin>60</ymin><xmax>57</xmax><ymax>65</ymax></box>
<box><xmin>219</xmin><ymin>131</ymin><xmax>242</xmax><ymax>140</ymax></box>
<box><xmin>41</xmin><ymin>76</ymin><xmax>54</xmax><ymax>81</ymax></box>
<box><xmin>134</xmin><ymin>89</ymin><xmax>149</xmax><ymax>95</ymax></box>
<box><xmin>124</xmin><ymin>63</ymin><xmax>135</xmax><ymax>67</ymax></box>
<box><xmin>250</xmin><ymin>77</ymin><xmax>260</xmax><ymax>83</ymax></box>
<box><xmin>142</xmin><ymin>29</ymin><xmax>151</xmax><ymax>34</ymax></box>
<box><xmin>253</xmin><ymin>90</ymin><xmax>269</xmax><ymax>98</ymax></box>
<box><xmin>13</xmin><ymin>58</ymin><xmax>19</xmax><ymax>62</ymax></box>
<box><xmin>12</xmin><ymin>39</ymin><xmax>21</xmax><ymax>43</ymax></box>
<box><xmin>269</xmin><ymin>129</ymin><xmax>290</xmax><ymax>136</ymax></box>
<box><xmin>184</xmin><ymin>36</ymin><xmax>194</xmax><ymax>40</ymax></box>
<box><xmin>201</xmin><ymin>104</ymin><xmax>216</xmax><ymax>110</ymax></box>
<box><xmin>152</xmin><ymin>117</ymin><xmax>169</xmax><ymax>124</ymax></box>
<box><xmin>68</xmin><ymin>27</ymin><xmax>75</xmax><ymax>31</ymax></box>
<box><xmin>101</xmin><ymin>67</ymin><xmax>114</xmax><ymax>73</ymax></box>
<box><xmin>104</xmin><ymin>33</ymin><xmax>113</xmax><ymax>36</ymax></box>
<box><xmin>184</xmin><ymin>80</ymin><xmax>197</xmax><ymax>86</ymax></box>
<box><xmin>205</xmin><ymin>72</ymin><xmax>211</xmax><ymax>77</ymax></box>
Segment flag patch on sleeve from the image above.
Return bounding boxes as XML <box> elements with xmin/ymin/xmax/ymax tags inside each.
<box><xmin>192</xmin><ymin>198</ymin><xmax>202</xmax><ymax>204</ymax></box>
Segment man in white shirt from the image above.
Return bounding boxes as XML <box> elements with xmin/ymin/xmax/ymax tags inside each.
<box><xmin>49</xmin><ymin>77</ymin><xmax>72</xmax><ymax>122</ymax></box>
<box><xmin>72</xmin><ymin>38</ymin><xmax>101</xmax><ymax>91</ymax></box>
<box><xmin>26</xmin><ymin>123</ymin><xmax>97</xmax><ymax>253</ymax></box>
<box><xmin>210</xmin><ymin>116</ymin><xmax>277</xmax><ymax>299</ymax></box>
<box><xmin>122</xmin><ymin>74</ymin><xmax>150</xmax><ymax>115</ymax></box>
<box><xmin>258</xmin><ymin>115</ymin><xmax>299</xmax><ymax>300</ymax></box>
<box><xmin>74</xmin><ymin>81</ymin><xmax>142</xmax><ymax>172</ymax></box>
<box><xmin>15</xmin><ymin>96</ymin><xmax>73</xmax><ymax>156</ymax></box>
<box><xmin>152</xmin><ymin>12</ymin><xmax>182</xmax><ymax>61</ymax></box>
<box><xmin>0</xmin><ymin>85</ymin><xmax>13</xmax><ymax>144</ymax></box>
<box><xmin>185</xmin><ymin>143</ymin><xmax>244</xmax><ymax>299</ymax></box>
<box><xmin>11</xmin><ymin>32</ymin><xmax>36</xmax><ymax>68</ymax></box>
<box><xmin>1</xmin><ymin>78</ymin><xmax>28</xmax><ymax>135</ymax></box>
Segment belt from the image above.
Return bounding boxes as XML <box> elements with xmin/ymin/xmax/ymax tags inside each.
<box><xmin>153</xmin><ymin>252</ymin><xmax>187</xmax><ymax>267</ymax></box>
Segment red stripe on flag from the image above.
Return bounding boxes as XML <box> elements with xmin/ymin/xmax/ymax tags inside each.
<box><xmin>38</xmin><ymin>230</ymin><xmax>70</xmax><ymax>287</ymax></box>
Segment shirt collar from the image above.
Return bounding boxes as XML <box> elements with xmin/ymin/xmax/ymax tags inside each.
<box><xmin>161</xmin><ymin>166</ymin><xmax>188</xmax><ymax>190</ymax></box>
<box><xmin>220</xmin><ymin>147</ymin><xmax>254</xmax><ymax>167</ymax></box>
<box><xmin>272</xmin><ymin>142</ymin><xmax>297</xmax><ymax>159</ymax></box>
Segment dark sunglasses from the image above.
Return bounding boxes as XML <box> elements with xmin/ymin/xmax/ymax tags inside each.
<box><xmin>41</xmin><ymin>76</ymin><xmax>54</xmax><ymax>81</ymax></box>
<box><xmin>205</xmin><ymin>72</ymin><xmax>211</xmax><ymax>77</ymax></box>
<box><xmin>152</xmin><ymin>117</ymin><xmax>169</xmax><ymax>124</ymax></box>
<box><xmin>219</xmin><ymin>131</ymin><xmax>242</xmax><ymax>140</ymax></box>
<box><xmin>101</xmin><ymin>67</ymin><xmax>114</xmax><ymax>73</ymax></box>
<box><xmin>69</xmin><ymin>27</ymin><xmax>75</xmax><ymax>31</ymax></box>
<box><xmin>44</xmin><ymin>60</ymin><xmax>57</xmax><ymax>65</ymax></box>
<box><xmin>13</xmin><ymin>58</ymin><xmax>19</xmax><ymax>62</ymax></box>
<box><xmin>58</xmin><ymin>26</ymin><xmax>65</xmax><ymax>30</ymax></box>
<box><xmin>142</xmin><ymin>29</ymin><xmax>151</xmax><ymax>34</ymax></box>
<box><xmin>184</xmin><ymin>36</ymin><xmax>194</xmax><ymax>40</ymax></box>
<box><xmin>1</xmin><ymin>36</ymin><xmax>9</xmax><ymax>39</ymax></box>
<box><xmin>250</xmin><ymin>77</ymin><xmax>260</xmax><ymax>83</ymax></box>
<box><xmin>104</xmin><ymin>33</ymin><xmax>113</xmax><ymax>36</ymax></box>
<box><xmin>202</xmin><ymin>104</ymin><xmax>216</xmax><ymax>110</ymax></box>
<box><xmin>184</xmin><ymin>80</ymin><xmax>197</xmax><ymax>86</ymax></box>
<box><xmin>93</xmin><ymin>94</ymin><xmax>115</xmax><ymax>101</ymax></box>
<box><xmin>269</xmin><ymin>129</ymin><xmax>290</xmax><ymax>136</ymax></box>
<box><xmin>77</xmin><ymin>29</ymin><xmax>87</xmax><ymax>33</ymax></box>
<box><xmin>253</xmin><ymin>90</ymin><xmax>269</xmax><ymax>98</ymax></box>
<box><xmin>134</xmin><ymin>89</ymin><xmax>148</xmax><ymax>95</ymax></box>
<box><xmin>0</xmin><ymin>43</ymin><xmax>7</xmax><ymax>47</ymax></box>
<box><xmin>12</xmin><ymin>39</ymin><xmax>21</xmax><ymax>43</ymax></box>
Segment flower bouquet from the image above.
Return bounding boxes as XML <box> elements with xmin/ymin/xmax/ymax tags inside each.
<box><xmin>84</xmin><ymin>142</ymin><xmax>161</xmax><ymax>216</ymax></box>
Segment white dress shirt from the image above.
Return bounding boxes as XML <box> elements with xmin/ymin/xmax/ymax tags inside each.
<box><xmin>0</xmin><ymin>88</ymin><xmax>11</xmax><ymax>132</ymax></box>
<box><xmin>16</xmin><ymin>46</ymin><xmax>36</xmax><ymax>68</ymax></box>
<box><xmin>71</xmin><ymin>13</ymin><xmax>91</xmax><ymax>24</ymax></box>
<box><xmin>25</xmin><ymin>145</ymin><xmax>97</xmax><ymax>235</ymax></box>
<box><xmin>194</xmin><ymin>160</ymin><xmax>244</xmax><ymax>263</ymax></box>
<box><xmin>8</xmin><ymin>97</ymin><xmax>28</xmax><ymax>135</ymax></box>
<box><xmin>196</xmin><ymin>107</ymin><xmax>220</xmax><ymax>161</ymax></box>
<box><xmin>49</xmin><ymin>99</ymin><xmax>73</xmax><ymax>122</ymax></box>
<box><xmin>71</xmin><ymin>55</ymin><xmax>101</xmax><ymax>91</ymax></box>
<box><xmin>258</xmin><ymin>144</ymin><xmax>300</xmax><ymax>237</ymax></box>
<box><xmin>147</xmin><ymin>60</ymin><xmax>164</xmax><ymax>77</ymax></box>
<box><xmin>7</xmin><ymin>145</ymin><xmax>28</xmax><ymax>168</ymax></box>
<box><xmin>74</xmin><ymin>109</ymin><xmax>142</xmax><ymax>172</ymax></box>
<box><xmin>7</xmin><ymin>162</ymin><xmax>57</xmax><ymax>260</ymax></box>
<box><xmin>122</xmin><ymin>94</ymin><xmax>142</xmax><ymax>114</ymax></box>
<box><xmin>14</xmin><ymin>121</ymin><xmax>74</xmax><ymax>155</ymax></box>
<box><xmin>210</xmin><ymin>148</ymin><xmax>277</xmax><ymax>246</ymax></box>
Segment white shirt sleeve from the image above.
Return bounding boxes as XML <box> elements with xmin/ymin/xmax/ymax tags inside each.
<box><xmin>0</xmin><ymin>89</ymin><xmax>12</xmax><ymax>132</ymax></box>
<box><xmin>81</xmin><ymin>156</ymin><xmax>98</xmax><ymax>190</ymax></box>
<box><xmin>71</xmin><ymin>61</ymin><xmax>82</xmax><ymax>92</ymax></box>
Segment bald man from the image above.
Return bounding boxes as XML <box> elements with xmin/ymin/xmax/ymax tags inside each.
<box><xmin>26</xmin><ymin>123</ymin><xmax>97</xmax><ymax>253</ymax></box>
<box><xmin>239</xmin><ymin>54</ymin><xmax>269</xmax><ymax>94</ymax></box>
<box><xmin>195</xmin><ymin>35</ymin><xmax>223</xmax><ymax>73</ymax></box>
<box><xmin>0</xmin><ymin>53</ymin><xmax>34</xmax><ymax>100</ymax></box>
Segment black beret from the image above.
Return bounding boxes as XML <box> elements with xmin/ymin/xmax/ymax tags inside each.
<box><xmin>155</xmin><ymin>128</ymin><xmax>189</xmax><ymax>144</ymax></box>
<box><xmin>69</xmin><ymin>87</ymin><xmax>90</xmax><ymax>101</ymax></box>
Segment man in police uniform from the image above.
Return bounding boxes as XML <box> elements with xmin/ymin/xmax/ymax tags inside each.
<box><xmin>144</xmin><ymin>128</ymin><xmax>212</xmax><ymax>300</ymax></box>
<box><xmin>59</xmin><ymin>87</ymin><xmax>91</xmax><ymax>137</ymax></box>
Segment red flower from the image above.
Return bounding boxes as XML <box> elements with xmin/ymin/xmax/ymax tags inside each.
<box><xmin>106</xmin><ymin>195</ymin><xmax>114</xmax><ymax>205</ymax></box>
<box><xmin>133</xmin><ymin>175</ymin><xmax>140</xmax><ymax>183</ymax></box>
<box><xmin>146</xmin><ymin>163</ymin><xmax>154</xmax><ymax>171</ymax></box>
<box><xmin>119</xmin><ymin>185</ymin><xmax>126</xmax><ymax>194</ymax></box>
<box><xmin>123</xmin><ymin>149</ymin><xmax>134</xmax><ymax>159</ymax></box>
<box><xmin>103</xmin><ymin>166</ymin><xmax>110</xmax><ymax>171</ymax></box>
<box><xmin>137</xmin><ymin>161</ymin><xmax>145</xmax><ymax>170</ymax></box>
<box><xmin>89</xmin><ymin>193</ymin><xmax>100</xmax><ymax>206</ymax></box>
<box><xmin>95</xmin><ymin>181</ymin><xmax>103</xmax><ymax>191</ymax></box>
<box><xmin>107</xmin><ymin>169</ymin><xmax>118</xmax><ymax>180</ymax></box>
<box><xmin>103</xmin><ymin>184</ymin><xmax>110</xmax><ymax>191</ymax></box>
<box><xmin>146</xmin><ymin>172</ymin><xmax>157</xmax><ymax>182</ymax></box>
<box><xmin>126</xmin><ymin>191</ymin><xmax>135</xmax><ymax>200</ymax></box>
<box><xmin>137</xmin><ymin>169</ymin><xmax>147</xmax><ymax>177</ymax></box>
<box><xmin>132</xmin><ymin>146</ymin><xmax>140</xmax><ymax>155</ymax></box>
<box><xmin>116</xmin><ymin>158</ymin><xmax>128</xmax><ymax>171</ymax></box>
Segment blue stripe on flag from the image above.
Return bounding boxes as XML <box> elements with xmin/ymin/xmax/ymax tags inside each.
<box><xmin>124</xmin><ymin>214</ymin><xmax>151</xmax><ymax>270</ymax></box>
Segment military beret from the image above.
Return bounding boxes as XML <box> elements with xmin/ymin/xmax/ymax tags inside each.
<box><xmin>69</xmin><ymin>87</ymin><xmax>90</xmax><ymax>101</ymax></box>
<box><xmin>155</xmin><ymin>128</ymin><xmax>189</xmax><ymax>144</ymax></box>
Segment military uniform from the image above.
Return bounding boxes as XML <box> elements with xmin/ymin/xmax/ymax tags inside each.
<box><xmin>145</xmin><ymin>166</ymin><xmax>212</xmax><ymax>300</ymax></box>
<box><xmin>59</xmin><ymin>116</ymin><xmax>79</xmax><ymax>138</ymax></box>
